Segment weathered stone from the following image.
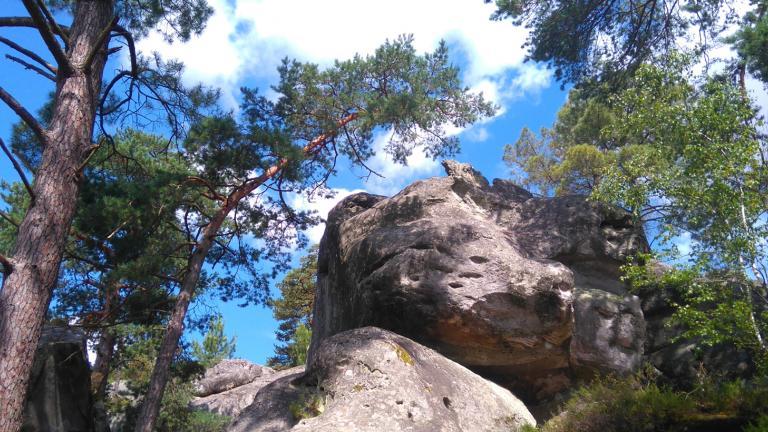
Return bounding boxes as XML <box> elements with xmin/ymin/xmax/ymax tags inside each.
<box><xmin>230</xmin><ymin>327</ymin><xmax>535</xmax><ymax>432</ymax></box>
<box><xmin>190</xmin><ymin>365</ymin><xmax>303</xmax><ymax>418</ymax></box>
<box><xmin>312</xmin><ymin>160</ymin><xmax>649</xmax><ymax>401</ymax></box>
<box><xmin>571</xmin><ymin>289</ymin><xmax>645</xmax><ymax>377</ymax></box>
<box><xmin>22</xmin><ymin>325</ymin><xmax>93</xmax><ymax>432</ymax></box>
<box><xmin>194</xmin><ymin>359</ymin><xmax>270</xmax><ymax>397</ymax></box>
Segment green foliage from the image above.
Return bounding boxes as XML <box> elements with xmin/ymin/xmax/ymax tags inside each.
<box><xmin>106</xmin><ymin>324</ymin><xmax>230</xmax><ymax>431</ymax></box>
<box><xmin>268</xmin><ymin>247</ymin><xmax>317</xmax><ymax>368</ymax></box>
<box><xmin>746</xmin><ymin>415</ymin><xmax>768</xmax><ymax>432</ymax></box>
<box><xmin>191</xmin><ymin>316</ymin><xmax>236</xmax><ymax>368</ymax></box>
<box><xmin>287</xmin><ymin>324</ymin><xmax>312</xmax><ymax>367</ymax></box>
<box><xmin>288</xmin><ymin>390</ymin><xmax>325</xmax><ymax>421</ymax></box>
<box><xmin>504</xmin><ymin>89</ymin><xmax>619</xmax><ymax>195</ymax></box>
<box><xmin>530</xmin><ymin>372</ymin><xmax>768</xmax><ymax>432</ymax></box>
<box><xmin>0</xmin><ymin>182</ymin><xmax>28</xmax><ymax>259</ymax></box>
<box><xmin>489</xmin><ymin>0</ymin><xmax>762</xmax><ymax>88</ymax></box>
<box><xmin>509</xmin><ymin>57</ymin><xmax>768</xmax><ymax>371</ymax></box>
<box><xmin>623</xmin><ymin>259</ymin><xmax>768</xmax><ymax>373</ymax></box>
<box><xmin>730</xmin><ymin>6</ymin><xmax>768</xmax><ymax>83</ymax></box>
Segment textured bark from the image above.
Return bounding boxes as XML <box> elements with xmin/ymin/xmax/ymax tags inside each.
<box><xmin>0</xmin><ymin>2</ymin><xmax>114</xmax><ymax>431</ymax></box>
<box><xmin>133</xmin><ymin>113</ymin><xmax>359</xmax><ymax>432</ymax></box>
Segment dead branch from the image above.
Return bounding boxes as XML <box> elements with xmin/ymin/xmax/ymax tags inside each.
<box><xmin>21</xmin><ymin>0</ymin><xmax>71</xmax><ymax>74</ymax></box>
<box><xmin>0</xmin><ymin>17</ymin><xmax>69</xmax><ymax>37</ymax></box>
<box><xmin>34</xmin><ymin>0</ymin><xmax>69</xmax><ymax>48</ymax></box>
<box><xmin>0</xmin><ymin>35</ymin><xmax>57</xmax><ymax>75</ymax></box>
<box><xmin>0</xmin><ymin>137</ymin><xmax>35</xmax><ymax>201</ymax></box>
<box><xmin>0</xmin><ymin>210</ymin><xmax>19</xmax><ymax>228</ymax></box>
<box><xmin>0</xmin><ymin>253</ymin><xmax>12</xmax><ymax>274</ymax></box>
<box><xmin>5</xmin><ymin>54</ymin><xmax>55</xmax><ymax>81</ymax></box>
<box><xmin>0</xmin><ymin>86</ymin><xmax>47</xmax><ymax>146</ymax></box>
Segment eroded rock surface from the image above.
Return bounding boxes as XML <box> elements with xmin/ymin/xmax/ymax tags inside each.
<box><xmin>22</xmin><ymin>325</ymin><xmax>94</xmax><ymax>432</ymax></box>
<box><xmin>195</xmin><ymin>359</ymin><xmax>271</xmax><ymax>397</ymax></box>
<box><xmin>312</xmin><ymin>160</ymin><xmax>649</xmax><ymax>401</ymax></box>
<box><xmin>229</xmin><ymin>327</ymin><xmax>535</xmax><ymax>432</ymax></box>
<box><xmin>190</xmin><ymin>360</ymin><xmax>298</xmax><ymax>418</ymax></box>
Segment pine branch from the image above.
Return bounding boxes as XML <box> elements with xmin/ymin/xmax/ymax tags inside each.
<box><xmin>5</xmin><ymin>54</ymin><xmax>56</xmax><ymax>81</ymax></box>
<box><xmin>0</xmin><ymin>86</ymin><xmax>47</xmax><ymax>146</ymax></box>
<box><xmin>0</xmin><ymin>253</ymin><xmax>12</xmax><ymax>274</ymax></box>
<box><xmin>0</xmin><ymin>35</ymin><xmax>57</xmax><ymax>75</ymax></box>
<box><xmin>0</xmin><ymin>210</ymin><xmax>19</xmax><ymax>228</ymax></box>
<box><xmin>0</xmin><ymin>138</ymin><xmax>35</xmax><ymax>202</ymax></box>
<box><xmin>0</xmin><ymin>16</ymin><xmax>70</xmax><ymax>38</ymax></box>
<box><xmin>84</xmin><ymin>16</ymin><xmax>118</xmax><ymax>71</ymax></box>
<box><xmin>20</xmin><ymin>0</ymin><xmax>71</xmax><ymax>74</ymax></box>
<box><xmin>34</xmin><ymin>0</ymin><xmax>69</xmax><ymax>48</ymax></box>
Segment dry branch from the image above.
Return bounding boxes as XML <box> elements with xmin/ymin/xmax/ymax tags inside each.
<box><xmin>0</xmin><ymin>35</ymin><xmax>57</xmax><ymax>75</ymax></box>
<box><xmin>5</xmin><ymin>55</ymin><xmax>56</xmax><ymax>81</ymax></box>
<box><xmin>0</xmin><ymin>138</ymin><xmax>35</xmax><ymax>201</ymax></box>
<box><xmin>0</xmin><ymin>86</ymin><xmax>47</xmax><ymax>146</ymax></box>
<box><xmin>21</xmin><ymin>0</ymin><xmax>71</xmax><ymax>74</ymax></box>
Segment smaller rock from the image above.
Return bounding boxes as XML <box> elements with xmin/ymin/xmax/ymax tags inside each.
<box><xmin>442</xmin><ymin>159</ymin><xmax>490</xmax><ymax>189</ymax></box>
<box><xmin>194</xmin><ymin>359</ymin><xmax>269</xmax><ymax>397</ymax></box>
<box><xmin>191</xmin><ymin>366</ymin><xmax>303</xmax><ymax>418</ymax></box>
<box><xmin>230</xmin><ymin>327</ymin><xmax>535</xmax><ymax>432</ymax></box>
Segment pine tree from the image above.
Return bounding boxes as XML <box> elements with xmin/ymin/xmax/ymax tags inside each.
<box><xmin>191</xmin><ymin>316</ymin><xmax>236</xmax><ymax>369</ymax></box>
<box><xmin>136</xmin><ymin>35</ymin><xmax>495</xmax><ymax>430</ymax></box>
<box><xmin>0</xmin><ymin>2</ymin><xmax>213</xmax><ymax>429</ymax></box>
<box><xmin>268</xmin><ymin>247</ymin><xmax>317</xmax><ymax>368</ymax></box>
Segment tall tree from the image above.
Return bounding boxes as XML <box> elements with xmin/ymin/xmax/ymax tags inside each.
<box><xmin>509</xmin><ymin>56</ymin><xmax>768</xmax><ymax>369</ymax></box>
<box><xmin>488</xmin><ymin>0</ymin><xmax>761</xmax><ymax>89</ymax></box>
<box><xmin>0</xmin><ymin>2</ymin><xmax>212</xmax><ymax>429</ymax></box>
<box><xmin>268</xmin><ymin>246</ymin><xmax>317</xmax><ymax>369</ymax></box>
<box><xmin>134</xmin><ymin>36</ymin><xmax>495</xmax><ymax>431</ymax></box>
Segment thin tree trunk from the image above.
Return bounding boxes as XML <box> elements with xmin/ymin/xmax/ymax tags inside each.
<box><xmin>0</xmin><ymin>2</ymin><xmax>114</xmax><ymax>430</ymax></box>
<box><xmin>92</xmin><ymin>328</ymin><xmax>116</xmax><ymax>401</ymax></box>
<box><xmin>133</xmin><ymin>113</ymin><xmax>358</xmax><ymax>432</ymax></box>
<box><xmin>92</xmin><ymin>281</ymin><xmax>120</xmax><ymax>401</ymax></box>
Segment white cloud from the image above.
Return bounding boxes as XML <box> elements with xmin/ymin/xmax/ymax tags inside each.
<box><xmin>133</xmin><ymin>0</ymin><xmax>547</xmax><ymax>108</ymax></box>
<box><xmin>362</xmin><ymin>129</ymin><xmax>443</xmax><ymax>195</ymax></box>
<box><xmin>291</xmin><ymin>188</ymin><xmax>365</xmax><ymax>244</ymax></box>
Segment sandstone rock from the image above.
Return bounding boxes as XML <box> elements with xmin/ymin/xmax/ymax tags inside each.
<box><xmin>22</xmin><ymin>326</ymin><xmax>93</xmax><ymax>432</ymax></box>
<box><xmin>194</xmin><ymin>359</ymin><xmax>270</xmax><ymax>397</ymax></box>
<box><xmin>230</xmin><ymin>327</ymin><xmax>535</xmax><ymax>432</ymax></box>
<box><xmin>312</xmin><ymin>161</ymin><xmax>648</xmax><ymax>400</ymax></box>
<box><xmin>190</xmin><ymin>365</ymin><xmax>303</xmax><ymax>418</ymax></box>
<box><xmin>637</xmin><ymin>272</ymin><xmax>755</xmax><ymax>384</ymax></box>
<box><xmin>571</xmin><ymin>289</ymin><xmax>644</xmax><ymax>377</ymax></box>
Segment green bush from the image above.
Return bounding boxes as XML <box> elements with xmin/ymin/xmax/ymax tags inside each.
<box><xmin>528</xmin><ymin>372</ymin><xmax>768</xmax><ymax>432</ymax></box>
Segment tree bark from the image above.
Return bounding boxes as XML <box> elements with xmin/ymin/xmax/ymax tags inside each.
<box><xmin>133</xmin><ymin>112</ymin><xmax>359</xmax><ymax>432</ymax></box>
<box><xmin>0</xmin><ymin>2</ymin><xmax>114</xmax><ymax>430</ymax></box>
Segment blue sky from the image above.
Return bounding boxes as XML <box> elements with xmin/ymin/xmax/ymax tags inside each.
<box><xmin>0</xmin><ymin>1</ymin><xmax>573</xmax><ymax>364</ymax></box>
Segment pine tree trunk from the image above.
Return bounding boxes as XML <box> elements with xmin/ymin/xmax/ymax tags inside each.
<box><xmin>132</xmin><ymin>113</ymin><xmax>357</xmax><ymax>432</ymax></box>
<box><xmin>0</xmin><ymin>2</ymin><xmax>113</xmax><ymax>430</ymax></box>
<box><xmin>133</xmin><ymin>212</ymin><xmax>226</xmax><ymax>432</ymax></box>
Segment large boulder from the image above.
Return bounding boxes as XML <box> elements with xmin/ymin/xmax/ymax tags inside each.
<box><xmin>311</xmin><ymin>161</ymin><xmax>649</xmax><ymax>401</ymax></box>
<box><xmin>191</xmin><ymin>363</ymin><xmax>303</xmax><ymax>418</ymax></box>
<box><xmin>229</xmin><ymin>327</ymin><xmax>535</xmax><ymax>432</ymax></box>
<box><xmin>22</xmin><ymin>325</ymin><xmax>94</xmax><ymax>432</ymax></box>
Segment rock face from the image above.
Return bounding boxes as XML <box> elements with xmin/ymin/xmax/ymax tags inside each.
<box><xmin>22</xmin><ymin>326</ymin><xmax>94</xmax><ymax>432</ymax></box>
<box><xmin>229</xmin><ymin>327</ymin><xmax>535</xmax><ymax>432</ymax></box>
<box><xmin>190</xmin><ymin>360</ymin><xmax>298</xmax><ymax>418</ymax></box>
<box><xmin>640</xmin><ymin>280</ymin><xmax>754</xmax><ymax>384</ymax></box>
<box><xmin>312</xmin><ymin>160</ymin><xmax>649</xmax><ymax>401</ymax></box>
<box><xmin>195</xmin><ymin>359</ymin><xmax>271</xmax><ymax>397</ymax></box>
